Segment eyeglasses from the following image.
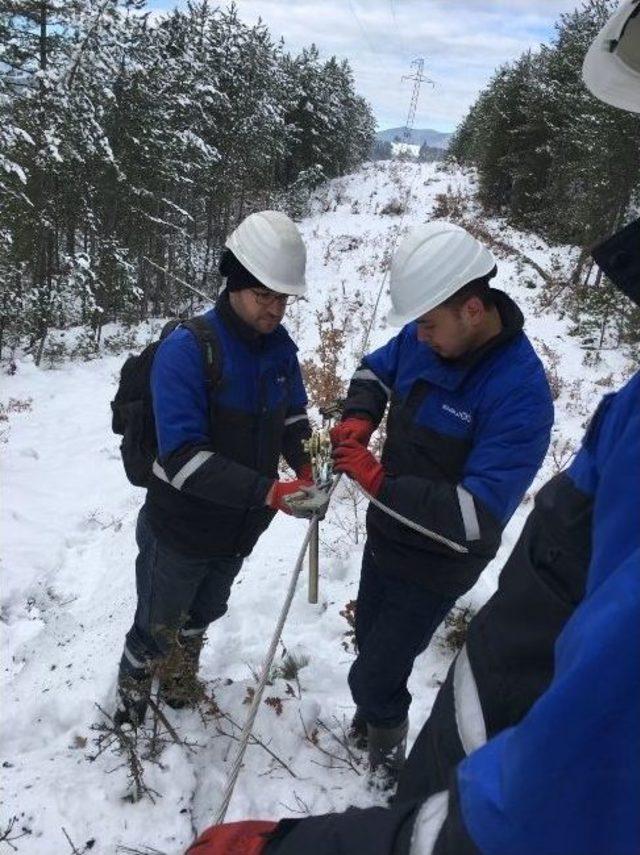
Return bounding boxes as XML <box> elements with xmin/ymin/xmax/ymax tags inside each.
<box><xmin>249</xmin><ymin>288</ymin><xmax>290</xmax><ymax>307</ymax></box>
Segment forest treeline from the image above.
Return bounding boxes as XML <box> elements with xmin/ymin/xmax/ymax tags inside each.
<box><xmin>0</xmin><ymin>1</ymin><xmax>375</xmax><ymax>357</ymax></box>
<box><xmin>447</xmin><ymin>0</ymin><xmax>640</xmax><ymax>346</ymax></box>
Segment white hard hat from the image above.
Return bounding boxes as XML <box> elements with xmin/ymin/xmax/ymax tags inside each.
<box><xmin>387</xmin><ymin>221</ymin><xmax>497</xmax><ymax>326</ymax></box>
<box><xmin>582</xmin><ymin>0</ymin><xmax>640</xmax><ymax>113</ymax></box>
<box><xmin>225</xmin><ymin>210</ymin><xmax>307</xmax><ymax>296</ymax></box>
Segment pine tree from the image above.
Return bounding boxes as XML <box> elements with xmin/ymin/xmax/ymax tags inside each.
<box><xmin>0</xmin><ymin>0</ymin><xmax>376</xmax><ymax>357</ymax></box>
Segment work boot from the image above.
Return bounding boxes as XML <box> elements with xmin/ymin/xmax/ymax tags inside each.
<box><xmin>348</xmin><ymin>707</ymin><xmax>368</xmax><ymax>750</ymax></box>
<box><xmin>159</xmin><ymin>633</ymin><xmax>206</xmax><ymax>710</ymax></box>
<box><xmin>367</xmin><ymin>719</ymin><xmax>409</xmax><ymax>791</ymax></box>
<box><xmin>114</xmin><ymin>672</ymin><xmax>152</xmax><ymax>728</ymax></box>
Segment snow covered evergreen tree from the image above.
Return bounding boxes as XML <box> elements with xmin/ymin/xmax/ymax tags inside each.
<box><xmin>449</xmin><ymin>0</ymin><xmax>640</xmax><ymax>248</ymax></box>
<box><xmin>448</xmin><ymin>0</ymin><xmax>640</xmax><ymax>345</ymax></box>
<box><xmin>0</xmin><ymin>1</ymin><xmax>375</xmax><ymax>357</ymax></box>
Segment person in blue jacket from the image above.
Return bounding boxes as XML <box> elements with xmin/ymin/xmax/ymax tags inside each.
<box><xmin>327</xmin><ymin>221</ymin><xmax>553</xmax><ymax>780</ymax></box>
<box><xmin>114</xmin><ymin>211</ymin><xmax>327</xmax><ymax>727</ymax></box>
<box><xmin>186</xmin><ymin>2</ymin><xmax>640</xmax><ymax>852</ymax></box>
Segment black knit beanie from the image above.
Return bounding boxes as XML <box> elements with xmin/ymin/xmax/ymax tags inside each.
<box><xmin>218</xmin><ymin>248</ymin><xmax>264</xmax><ymax>292</ymax></box>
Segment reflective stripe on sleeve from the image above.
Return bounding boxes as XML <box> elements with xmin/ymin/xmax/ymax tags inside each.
<box><xmin>352</xmin><ymin>368</ymin><xmax>391</xmax><ymax>397</ymax></box>
<box><xmin>152</xmin><ymin>460</ymin><xmax>170</xmax><ymax>483</ymax></box>
<box><xmin>453</xmin><ymin>643</ymin><xmax>487</xmax><ymax>755</ymax></box>
<box><xmin>409</xmin><ymin>791</ymin><xmax>449</xmax><ymax>855</ymax></box>
<box><xmin>457</xmin><ymin>485</ymin><xmax>481</xmax><ymax>541</ymax></box>
<box><xmin>171</xmin><ymin>450</ymin><xmax>214</xmax><ymax>489</ymax></box>
<box><xmin>284</xmin><ymin>414</ymin><xmax>309</xmax><ymax>427</ymax></box>
<box><xmin>152</xmin><ymin>451</ymin><xmax>214</xmax><ymax>491</ymax></box>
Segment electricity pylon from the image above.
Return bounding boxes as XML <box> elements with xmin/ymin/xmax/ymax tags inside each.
<box><xmin>401</xmin><ymin>58</ymin><xmax>433</xmax><ymax>142</ymax></box>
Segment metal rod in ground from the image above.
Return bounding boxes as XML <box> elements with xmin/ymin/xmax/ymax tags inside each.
<box><xmin>307</xmin><ymin>520</ymin><xmax>319</xmax><ymax>604</ymax></box>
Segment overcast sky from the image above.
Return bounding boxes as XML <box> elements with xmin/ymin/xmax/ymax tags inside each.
<box><xmin>147</xmin><ymin>0</ymin><xmax>582</xmax><ymax>133</ymax></box>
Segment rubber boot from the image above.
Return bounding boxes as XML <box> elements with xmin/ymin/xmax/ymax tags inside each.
<box><xmin>160</xmin><ymin>634</ymin><xmax>206</xmax><ymax>710</ymax></box>
<box><xmin>348</xmin><ymin>707</ymin><xmax>368</xmax><ymax>750</ymax></box>
<box><xmin>367</xmin><ymin>718</ymin><xmax>409</xmax><ymax>791</ymax></box>
<box><xmin>114</xmin><ymin>671</ymin><xmax>152</xmax><ymax>728</ymax></box>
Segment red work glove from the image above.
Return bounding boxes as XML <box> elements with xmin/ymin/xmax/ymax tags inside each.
<box><xmin>330</xmin><ymin>417</ymin><xmax>375</xmax><ymax>448</ymax></box>
<box><xmin>187</xmin><ymin>819</ymin><xmax>276</xmax><ymax>854</ymax></box>
<box><xmin>296</xmin><ymin>463</ymin><xmax>313</xmax><ymax>482</ymax></box>
<box><xmin>332</xmin><ymin>438</ymin><xmax>385</xmax><ymax>496</ymax></box>
<box><xmin>267</xmin><ymin>477</ymin><xmax>313</xmax><ymax>514</ymax></box>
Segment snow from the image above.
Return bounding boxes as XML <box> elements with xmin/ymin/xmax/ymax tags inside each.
<box><xmin>391</xmin><ymin>141</ymin><xmax>420</xmax><ymax>159</ymax></box>
<box><xmin>1</xmin><ymin>161</ymin><xmax>633</xmax><ymax>854</ymax></box>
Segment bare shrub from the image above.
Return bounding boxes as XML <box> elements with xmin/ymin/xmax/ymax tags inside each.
<box><xmin>379</xmin><ymin>198</ymin><xmax>406</xmax><ymax>217</ymax></box>
<box><xmin>582</xmin><ymin>349</ymin><xmax>602</xmax><ymax>369</ymax></box>
<box><xmin>0</xmin><ymin>397</ymin><xmax>33</xmax><ymax>444</ymax></box>
<box><xmin>301</xmin><ymin>303</ymin><xmax>348</xmax><ymax>409</ymax></box>
<box><xmin>537</xmin><ymin>342</ymin><xmax>563</xmax><ymax>400</ymax></box>
<box><xmin>550</xmin><ymin>437</ymin><xmax>575</xmax><ymax>473</ymax></box>
<box><xmin>0</xmin><ymin>397</ymin><xmax>32</xmax><ymax>419</ymax></box>
<box><xmin>0</xmin><ymin>815</ymin><xmax>32</xmax><ymax>850</ymax></box>
<box><xmin>272</xmin><ymin>652</ymin><xmax>310</xmax><ymax>682</ymax></box>
<box><xmin>432</xmin><ymin>185</ymin><xmax>469</xmax><ymax>220</ymax></box>
<box><xmin>339</xmin><ymin>600</ymin><xmax>357</xmax><ymax>654</ymax></box>
<box><xmin>324</xmin><ymin>234</ymin><xmax>362</xmax><ymax>263</ymax></box>
<box><xmin>322</xmin><ymin>479</ymin><xmax>367</xmax><ymax>554</ymax></box>
<box><xmin>594</xmin><ymin>372</ymin><xmax>614</xmax><ymax>388</ymax></box>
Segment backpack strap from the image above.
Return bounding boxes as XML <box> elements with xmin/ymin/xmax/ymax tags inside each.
<box><xmin>182</xmin><ymin>316</ymin><xmax>223</xmax><ymax>391</ymax></box>
<box><xmin>159</xmin><ymin>318</ymin><xmax>181</xmax><ymax>340</ymax></box>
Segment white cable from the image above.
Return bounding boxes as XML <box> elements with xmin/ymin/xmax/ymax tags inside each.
<box><xmin>355</xmin><ymin>484</ymin><xmax>468</xmax><ymax>554</ymax></box>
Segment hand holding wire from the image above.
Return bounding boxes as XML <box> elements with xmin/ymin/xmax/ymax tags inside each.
<box><xmin>332</xmin><ymin>438</ymin><xmax>385</xmax><ymax>497</ymax></box>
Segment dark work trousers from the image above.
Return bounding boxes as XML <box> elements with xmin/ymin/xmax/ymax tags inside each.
<box><xmin>119</xmin><ymin>506</ymin><xmax>243</xmax><ymax>681</ymax></box>
<box><xmin>348</xmin><ymin>542</ymin><xmax>456</xmax><ymax>729</ymax></box>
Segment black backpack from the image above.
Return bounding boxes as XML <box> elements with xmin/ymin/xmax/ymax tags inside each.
<box><xmin>111</xmin><ymin>317</ymin><xmax>222</xmax><ymax>487</ymax></box>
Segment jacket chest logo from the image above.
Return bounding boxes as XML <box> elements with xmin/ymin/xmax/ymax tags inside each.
<box><xmin>441</xmin><ymin>403</ymin><xmax>472</xmax><ymax>424</ymax></box>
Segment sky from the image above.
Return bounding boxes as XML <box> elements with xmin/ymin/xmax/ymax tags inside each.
<box><xmin>146</xmin><ymin>0</ymin><xmax>583</xmax><ymax>133</ymax></box>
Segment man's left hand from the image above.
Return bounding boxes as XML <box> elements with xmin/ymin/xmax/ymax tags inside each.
<box><xmin>187</xmin><ymin>820</ymin><xmax>277</xmax><ymax>854</ymax></box>
<box><xmin>332</xmin><ymin>438</ymin><xmax>385</xmax><ymax>496</ymax></box>
<box><xmin>284</xmin><ymin>484</ymin><xmax>330</xmax><ymax>519</ymax></box>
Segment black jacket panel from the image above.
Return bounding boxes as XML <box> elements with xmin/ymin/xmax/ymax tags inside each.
<box><xmin>264</xmin><ymin>801</ymin><xmax>422</xmax><ymax>855</ymax></box>
<box><xmin>467</xmin><ymin>471</ymin><xmax>592</xmax><ymax>734</ymax></box>
<box><xmin>395</xmin><ymin>471</ymin><xmax>593</xmax><ymax>806</ymax></box>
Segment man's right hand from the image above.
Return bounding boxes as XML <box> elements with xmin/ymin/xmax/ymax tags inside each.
<box><xmin>266</xmin><ymin>478</ymin><xmax>313</xmax><ymax>514</ymax></box>
<box><xmin>330</xmin><ymin>417</ymin><xmax>375</xmax><ymax>448</ymax></box>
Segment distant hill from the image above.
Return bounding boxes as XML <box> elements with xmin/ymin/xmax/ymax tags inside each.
<box><xmin>376</xmin><ymin>127</ymin><xmax>452</xmax><ymax>149</ymax></box>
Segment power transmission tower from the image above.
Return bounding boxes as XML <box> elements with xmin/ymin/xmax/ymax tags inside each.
<box><xmin>401</xmin><ymin>58</ymin><xmax>432</xmax><ymax>142</ymax></box>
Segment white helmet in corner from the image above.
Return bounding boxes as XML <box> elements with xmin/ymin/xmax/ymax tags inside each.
<box><xmin>387</xmin><ymin>221</ymin><xmax>496</xmax><ymax>327</ymax></box>
<box><xmin>582</xmin><ymin>0</ymin><xmax>640</xmax><ymax>112</ymax></box>
<box><xmin>225</xmin><ymin>210</ymin><xmax>307</xmax><ymax>296</ymax></box>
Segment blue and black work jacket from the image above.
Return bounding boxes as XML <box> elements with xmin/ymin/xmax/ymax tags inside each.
<box><xmin>145</xmin><ymin>292</ymin><xmax>311</xmax><ymax>558</ymax></box>
<box><xmin>343</xmin><ymin>291</ymin><xmax>554</xmax><ymax>595</ymax></box>
<box><xmin>257</xmin><ymin>378</ymin><xmax>640</xmax><ymax>855</ymax></box>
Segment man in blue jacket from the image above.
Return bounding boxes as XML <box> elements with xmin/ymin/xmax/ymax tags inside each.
<box><xmin>115</xmin><ymin>211</ymin><xmax>325</xmax><ymax>727</ymax></box>
<box><xmin>328</xmin><ymin>222</ymin><xmax>553</xmax><ymax>781</ymax></box>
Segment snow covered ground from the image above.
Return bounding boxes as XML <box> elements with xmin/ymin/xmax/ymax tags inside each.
<box><xmin>1</xmin><ymin>162</ymin><xmax>634</xmax><ymax>853</ymax></box>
